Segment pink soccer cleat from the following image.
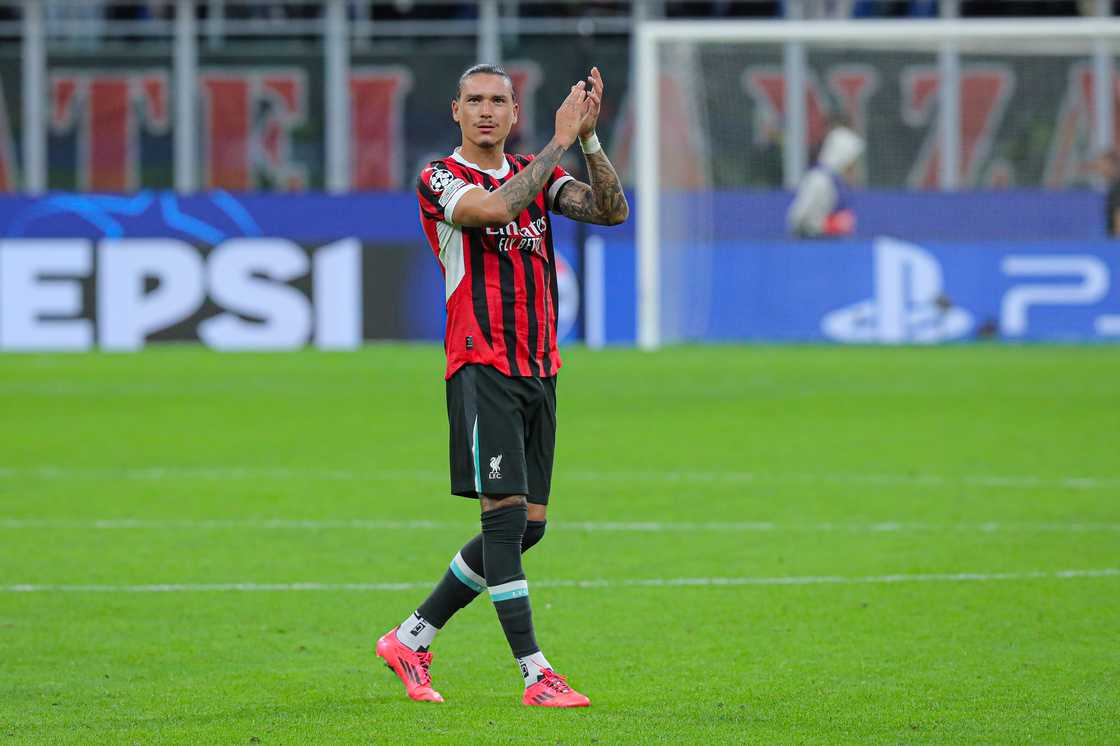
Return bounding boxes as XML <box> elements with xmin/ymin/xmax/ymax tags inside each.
<box><xmin>521</xmin><ymin>669</ymin><xmax>591</xmax><ymax>708</ymax></box>
<box><xmin>375</xmin><ymin>627</ymin><xmax>444</xmax><ymax>703</ymax></box>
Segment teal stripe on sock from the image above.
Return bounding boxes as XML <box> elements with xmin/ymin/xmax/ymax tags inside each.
<box><xmin>450</xmin><ymin>560</ymin><xmax>484</xmax><ymax>593</ymax></box>
<box><xmin>490</xmin><ymin>587</ymin><xmax>529</xmax><ymax>602</ymax></box>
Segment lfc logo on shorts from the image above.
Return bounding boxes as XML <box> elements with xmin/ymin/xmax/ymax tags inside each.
<box><xmin>489</xmin><ymin>454</ymin><xmax>503</xmax><ymax>480</ymax></box>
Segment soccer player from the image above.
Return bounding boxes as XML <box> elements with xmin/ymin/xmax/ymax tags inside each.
<box><xmin>376</xmin><ymin>63</ymin><xmax>628</xmax><ymax>708</ymax></box>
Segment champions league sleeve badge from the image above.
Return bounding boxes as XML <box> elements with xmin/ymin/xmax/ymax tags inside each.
<box><xmin>428</xmin><ymin>168</ymin><xmax>456</xmax><ymax>194</ymax></box>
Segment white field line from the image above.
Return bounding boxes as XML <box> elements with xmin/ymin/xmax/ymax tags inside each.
<box><xmin>0</xmin><ymin>466</ymin><xmax>1118</xmax><ymax>490</ymax></box>
<box><xmin>3</xmin><ymin>568</ymin><xmax>1118</xmax><ymax>594</ymax></box>
<box><xmin>1</xmin><ymin>518</ymin><xmax>1119</xmax><ymax>533</ymax></box>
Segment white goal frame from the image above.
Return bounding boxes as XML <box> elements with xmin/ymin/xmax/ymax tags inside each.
<box><xmin>634</xmin><ymin>18</ymin><xmax>1120</xmax><ymax>350</ymax></box>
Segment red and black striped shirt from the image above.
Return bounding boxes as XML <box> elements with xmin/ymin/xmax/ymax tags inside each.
<box><xmin>417</xmin><ymin>148</ymin><xmax>574</xmax><ymax>380</ymax></box>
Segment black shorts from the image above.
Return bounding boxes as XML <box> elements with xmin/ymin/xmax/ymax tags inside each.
<box><xmin>446</xmin><ymin>364</ymin><xmax>557</xmax><ymax>505</ymax></box>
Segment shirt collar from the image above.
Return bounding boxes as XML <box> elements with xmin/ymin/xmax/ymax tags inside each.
<box><xmin>451</xmin><ymin>148</ymin><xmax>510</xmax><ymax>179</ymax></box>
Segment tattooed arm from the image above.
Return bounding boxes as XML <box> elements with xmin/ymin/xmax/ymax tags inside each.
<box><xmin>452</xmin><ymin>83</ymin><xmax>592</xmax><ymax>229</ymax></box>
<box><xmin>553</xmin><ymin>66</ymin><xmax>629</xmax><ymax>226</ymax></box>
<box><xmin>554</xmin><ymin>150</ymin><xmax>629</xmax><ymax>226</ymax></box>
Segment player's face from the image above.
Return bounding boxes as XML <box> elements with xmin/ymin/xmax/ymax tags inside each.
<box><xmin>452</xmin><ymin>74</ymin><xmax>518</xmax><ymax>149</ymax></box>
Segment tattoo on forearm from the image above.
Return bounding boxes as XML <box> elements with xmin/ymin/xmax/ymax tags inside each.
<box><xmin>556</xmin><ymin>183</ymin><xmax>597</xmax><ymax>223</ymax></box>
<box><xmin>587</xmin><ymin>151</ymin><xmax>628</xmax><ymax>221</ymax></box>
<box><xmin>497</xmin><ymin>142</ymin><xmax>566</xmax><ymax>220</ymax></box>
<box><xmin>558</xmin><ymin>150</ymin><xmax>629</xmax><ymax>225</ymax></box>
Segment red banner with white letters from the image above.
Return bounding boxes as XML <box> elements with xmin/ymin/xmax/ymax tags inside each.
<box><xmin>0</xmin><ymin>42</ymin><xmax>1114</xmax><ymax>193</ymax></box>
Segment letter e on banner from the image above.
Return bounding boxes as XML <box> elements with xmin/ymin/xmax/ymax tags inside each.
<box><xmin>0</xmin><ymin>240</ymin><xmax>93</xmax><ymax>350</ymax></box>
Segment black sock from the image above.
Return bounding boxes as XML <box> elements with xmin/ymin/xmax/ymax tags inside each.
<box><xmin>481</xmin><ymin>504</ymin><xmax>538</xmax><ymax>658</ymax></box>
<box><xmin>416</xmin><ymin>519</ymin><xmax>546</xmax><ymax>630</ymax></box>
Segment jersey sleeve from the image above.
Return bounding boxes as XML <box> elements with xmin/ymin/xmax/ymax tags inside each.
<box><xmin>416</xmin><ymin>163</ymin><xmax>480</xmax><ymax>225</ymax></box>
<box><xmin>545</xmin><ymin>164</ymin><xmax>575</xmax><ymax>212</ymax></box>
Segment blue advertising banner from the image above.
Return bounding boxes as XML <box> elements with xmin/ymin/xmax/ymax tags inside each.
<box><xmin>598</xmin><ymin>237</ymin><xmax>1120</xmax><ymax>344</ymax></box>
<box><xmin>0</xmin><ymin>188</ymin><xmax>1107</xmax><ymax>241</ymax></box>
<box><xmin>0</xmin><ymin>190</ymin><xmax>1116</xmax><ymax>350</ymax></box>
<box><xmin>0</xmin><ymin>191</ymin><xmax>585</xmax><ymax>351</ymax></box>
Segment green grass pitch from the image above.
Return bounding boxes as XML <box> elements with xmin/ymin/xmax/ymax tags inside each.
<box><xmin>1</xmin><ymin>345</ymin><xmax>1118</xmax><ymax>744</ymax></box>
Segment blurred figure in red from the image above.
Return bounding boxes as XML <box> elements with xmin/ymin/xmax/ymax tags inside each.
<box><xmin>787</xmin><ymin>124</ymin><xmax>865</xmax><ymax>238</ymax></box>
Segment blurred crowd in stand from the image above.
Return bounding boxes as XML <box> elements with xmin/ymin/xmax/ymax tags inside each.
<box><xmin>3</xmin><ymin>1</ymin><xmax>1115</xmax><ymax>24</ymax></box>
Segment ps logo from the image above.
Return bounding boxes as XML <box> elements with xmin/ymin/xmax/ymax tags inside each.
<box><xmin>822</xmin><ymin>237</ymin><xmax>972</xmax><ymax>343</ymax></box>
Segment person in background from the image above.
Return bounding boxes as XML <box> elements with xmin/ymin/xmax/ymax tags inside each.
<box><xmin>786</xmin><ymin>125</ymin><xmax>865</xmax><ymax>238</ymax></box>
<box><xmin>1091</xmin><ymin>150</ymin><xmax>1120</xmax><ymax>237</ymax></box>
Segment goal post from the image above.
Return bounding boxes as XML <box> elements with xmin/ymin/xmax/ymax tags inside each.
<box><xmin>634</xmin><ymin>18</ymin><xmax>1120</xmax><ymax>350</ymax></box>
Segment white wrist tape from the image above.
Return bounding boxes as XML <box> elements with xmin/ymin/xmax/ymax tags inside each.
<box><xmin>579</xmin><ymin>133</ymin><xmax>602</xmax><ymax>155</ymax></box>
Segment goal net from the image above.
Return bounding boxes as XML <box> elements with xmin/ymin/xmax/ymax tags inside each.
<box><xmin>634</xmin><ymin>19</ymin><xmax>1120</xmax><ymax>348</ymax></box>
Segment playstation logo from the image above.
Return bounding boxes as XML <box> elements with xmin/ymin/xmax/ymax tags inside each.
<box><xmin>822</xmin><ymin>237</ymin><xmax>973</xmax><ymax>344</ymax></box>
